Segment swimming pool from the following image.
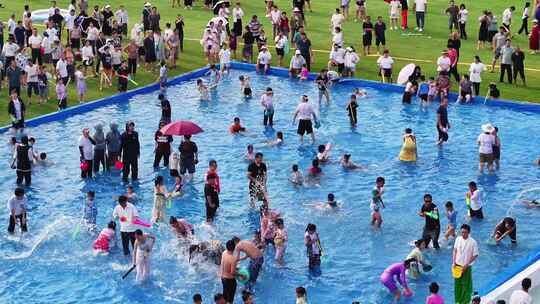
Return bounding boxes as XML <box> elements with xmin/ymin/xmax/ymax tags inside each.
<box><xmin>1</xmin><ymin>65</ymin><xmax>540</xmax><ymax>304</ymax></box>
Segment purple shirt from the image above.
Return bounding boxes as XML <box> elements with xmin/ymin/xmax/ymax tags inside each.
<box><xmin>384</xmin><ymin>262</ymin><xmax>408</xmax><ymax>289</ymax></box>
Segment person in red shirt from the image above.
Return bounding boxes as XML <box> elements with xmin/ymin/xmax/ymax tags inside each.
<box><xmin>447</xmin><ymin>48</ymin><xmax>460</xmax><ymax>82</ymax></box>
<box><xmin>229</xmin><ymin>117</ymin><xmax>246</xmax><ymax>134</ymax></box>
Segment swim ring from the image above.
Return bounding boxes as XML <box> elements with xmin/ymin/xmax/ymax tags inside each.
<box><xmin>236</xmin><ymin>267</ymin><xmax>250</xmax><ymax>284</ymax></box>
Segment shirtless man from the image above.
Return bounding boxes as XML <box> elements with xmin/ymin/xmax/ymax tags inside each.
<box><xmin>233</xmin><ymin>236</ymin><xmax>264</xmax><ymax>291</ymax></box>
<box><xmin>220</xmin><ymin>240</ymin><xmax>238</xmax><ymax>304</ymax></box>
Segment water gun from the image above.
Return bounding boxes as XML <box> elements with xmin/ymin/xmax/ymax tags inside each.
<box><xmin>166</xmin><ymin>198</ymin><xmax>172</xmax><ymax>209</ymax></box>
<box><xmin>465</xmin><ymin>195</ymin><xmax>471</xmax><ymax>216</ymax></box>
<box><xmin>424</xmin><ymin>211</ymin><xmax>439</xmax><ymax>220</ymax></box>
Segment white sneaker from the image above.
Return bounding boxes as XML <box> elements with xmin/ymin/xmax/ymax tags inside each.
<box><xmin>419</xmin><ymin>28</ymin><xmax>423</xmax><ymax>32</ymax></box>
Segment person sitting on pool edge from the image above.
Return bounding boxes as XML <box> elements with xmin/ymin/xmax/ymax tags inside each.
<box><xmin>230</xmin><ymin>117</ymin><xmax>246</xmax><ymax>134</ymax></box>
<box><xmin>491</xmin><ymin>217</ymin><xmax>517</xmax><ymax>244</ymax></box>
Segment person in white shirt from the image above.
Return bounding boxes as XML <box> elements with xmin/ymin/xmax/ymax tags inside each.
<box><xmin>453</xmin><ymin>224</ymin><xmax>479</xmax><ymax>304</ymax></box>
<box><xmin>331</xmin><ymin>8</ymin><xmax>346</xmax><ymax>33</ymax></box>
<box><xmin>466</xmin><ymin>181</ymin><xmax>484</xmax><ymax>219</ymax></box>
<box><xmin>344</xmin><ymin>47</ymin><xmax>360</xmax><ymax>77</ymax></box>
<box><xmin>469</xmin><ymin>55</ymin><xmax>486</xmax><ymax>96</ymax></box>
<box><xmin>65</xmin><ymin>9</ymin><xmax>76</xmax><ymax>42</ymax></box>
<box><xmin>477</xmin><ymin>123</ymin><xmax>496</xmax><ymax>173</ymax></box>
<box><xmin>413</xmin><ymin>0</ymin><xmax>427</xmax><ymax>31</ymax></box>
<box><xmin>332</xmin><ymin>27</ymin><xmax>344</xmax><ymax>47</ymax></box>
<box><xmin>518</xmin><ymin>2</ymin><xmax>531</xmax><ymax>35</ymax></box>
<box><xmin>7</xmin><ymin>14</ymin><xmax>16</xmax><ymax>35</ymax></box>
<box><xmin>389</xmin><ymin>0</ymin><xmax>401</xmax><ymax>30</ymax></box>
<box><xmin>232</xmin><ymin>2</ymin><xmax>244</xmax><ymax>38</ymax></box>
<box><xmin>78</xmin><ymin>127</ymin><xmax>95</xmax><ymax>178</ymax></box>
<box><xmin>269</xmin><ymin>5</ymin><xmax>282</xmax><ymax>38</ymax></box>
<box><xmin>28</xmin><ymin>29</ymin><xmax>43</xmax><ymax>65</ymax></box>
<box><xmin>274</xmin><ymin>32</ymin><xmax>288</xmax><ymax>66</ymax></box>
<box><xmin>219</xmin><ymin>44</ymin><xmax>231</xmax><ymax>74</ymax></box>
<box><xmin>112</xmin><ymin>196</ymin><xmax>139</xmax><ymax>256</ymax></box>
<box><xmin>292</xmin><ymin>95</ymin><xmax>318</xmax><ymax>144</ymax></box>
<box><xmin>81</xmin><ymin>40</ymin><xmax>95</xmax><ymax>76</ymax></box>
<box><xmin>328</xmin><ymin>44</ymin><xmax>346</xmax><ymax>75</ymax></box>
<box><xmin>436</xmin><ymin>50</ymin><xmax>451</xmax><ymax>74</ymax></box>
<box><xmin>2</xmin><ymin>37</ymin><xmax>20</xmax><ymax>64</ymax></box>
<box><xmin>289</xmin><ymin>50</ymin><xmax>306</xmax><ymax>77</ymax></box>
<box><xmin>24</xmin><ymin>61</ymin><xmax>39</xmax><ymax>104</ymax></box>
<box><xmin>256</xmin><ymin>45</ymin><xmax>272</xmax><ymax>74</ymax></box>
<box><xmin>56</xmin><ymin>57</ymin><xmax>69</xmax><ymax>85</ymax></box>
<box><xmin>509</xmin><ymin>278</ymin><xmax>533</xmax><ymax>304</ymax></box>
<box><xmin>502</xmin><ymin>6</ymin><xmax>516</xmax><ymax>29</ymax></box>
<box><xmin>48</xmin><ymin>1</ymin><xmax>58</xmax><ymax>17</ymax></box>
<box><xmin>377</xmin><ymin>49</ymin><xmax>394</xmax><ymax>82</ymax></box>
<box><xmin>115</xmin><ymin>6</ymin><xmax>129</xmax><ymax>36</ymax></box>
<box><xmin>458</xmin><ymin>4</ymin><xmax>468</xmax><ymax>40</ymax></box>
<box><xmin>45</xmin><ymin>22</ymin><xmax>59</xmax><ymax>41</ymax></box>
<box><xmin>41</xmin><ymin>33</ymin><xmax>53</xmax><ymax>66</ymax></box>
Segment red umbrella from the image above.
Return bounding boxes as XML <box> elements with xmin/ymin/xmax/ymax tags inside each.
<box><xmin>160</xmin><ymin>121</ymin><xmax>204</xmax><ymax>136</ymax></box>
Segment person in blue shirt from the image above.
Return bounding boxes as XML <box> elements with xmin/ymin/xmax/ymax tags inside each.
<box><xmin>83</xmin><ymin>191</ymin><xmax>97</xmax><ymax>227</ymax></box>
<box><xmin>417</xmin><ymin>75</ymin><xmax>430</xmax><ymax>102</ymax></box>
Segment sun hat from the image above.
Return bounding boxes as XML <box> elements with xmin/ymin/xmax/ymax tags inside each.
<box><xmin>295</xmin><ymin>49</ymin><xmax>301</xmax><ymax>55</ymax></box>
<box><xmin>293</xmin><ymin>7</ymin><xmax>300</xmax><ymax>12</ymax></box>
<box><xmin>481</xmin><ymin>123</ymin><xmax>494</xmax><ymax>133</ymax></box>
<box><xmin>144</xmin><ymin>2</ymin><xmax>151</xmax><ymax>7</ymax></box>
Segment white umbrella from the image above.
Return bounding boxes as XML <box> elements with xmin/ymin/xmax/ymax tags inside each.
<box><xmin>397</xmin><ymin>63</ymin><xmax>416</xmax><ymax>85</ymax></box>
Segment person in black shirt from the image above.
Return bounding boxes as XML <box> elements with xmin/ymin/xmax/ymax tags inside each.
<box><xmin>50</xmin><ymin>9</ymin><xmax>65</xmax><ymax>39</ymax></box>
<box><xmin>143</xmin><ymin>32</ymin><xmax>156</xmax><ymax>70</ymax></box>
<box><xmin>99</xmin><ymin>44</ymin><xmax>113</xmax><ymax>90</ymax></box>
<box><xmin>247</xmin><ymin>152</ymin><xmax>267</xmax><ymax>207</ymax></box>
<box><xmin>117</xmin><ymin>61</ymin><xmax>129</xmax><ymax>92</ymax></box>
<box><xmin>436</xmin><ymin>98</ymin><xmax>450</xmax><ymax>145</ymax></box>
<box><xmin>13</xmin><ymin>136</ymin><xmax>33</xmax><ymax>186</ymax></box>
<box><xmin>158</xmin><ymin>94</ymin><xmax>171</xmax><ymax>124</ymax></box>
<box><xmin>242</xmin><ymin>25</ymin><xmax>255</xmax><ymax>63</ymax></box>
<box><xmin>94</xmin><ymin>33</ymin><xmax>106</xmax><ymax>75</ymax></box>
<box><xmin>204</xmin><ymin>173</ymin><xmax>220</xmax><ymax>223</ymax></box>
<box><xmin>175</xmin><ymin>15</ymin><xmax>185</xmax><ymax>52</ymax></box>
<box><xmin>374</xmin><ymin>16</ymin><xmax>386</xmax><ymax>54</ymax></box>
<box><xmin>120</xmin><ymin>121</ymin><xmax>140</xmax><ymax>182</ymax></box>
<box><xmin>14</xmin><ymin>21</ymin><xmax>26</xmax><ymax>49</ymax></box>
<box><xmin>419</xmin><ymin>194</ymin><xmax>440</xmax><ymax>249</ymax></box>
<box><xmin>153</xmin><ymin>121</ymin><xmax>173</xmax><ymax>168</ymax></box>
<box><xmin>142</xmin><ymin>4</ymin><xmax>151</xmax><ymax>32</ymax></box>
<box><xmin>101</xmin><ymin>6</ymin><xmax>114</xmax><ymax>36</ymax></box>
<box><xmin>362</xmin><ymin>16</ymin><xmax>373</xmax><ymax>55</ymax></box>
<box><xmin>179</xmin><ymin>135</ymin><xmax>198</xmax><ymax>181</ymax></box>
<box><xmin>316</xmin><ymin>69</ymin><xmax>330</xmax><ymax>103</ymax></box>
<box><xmin>511</xmin><ymin>47</ymin><xmax>526</xmax><ymax>86</ymax></box>
<box><xmin>347</xmin><ymin>94</ymin><xmax>358</xmax><ymax>127</ymax></box>
<box><xmin>296</xmin><ymin>33</ymin><xmax>313</xmax><ymax>71</ymax></box>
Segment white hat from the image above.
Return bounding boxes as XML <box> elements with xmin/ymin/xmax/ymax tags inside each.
<box><xmin>481</xmin><ymin>123</ymin><xmax>494</xmax><ymax>133</ymax></box>
<box><xmin>293</xmin><ymin>7</ymin><xmax>300</xmax><ymax>12</ymax></box>
<box><xmin>144</xmin><ymin>2</ymin><xmax>151</xmax><ymax>7</ymax></box>
<box><xmin>105</xmin><ymin>4</ymin><xmax>111</xmax><ymax>9</ymax></box>
<box><xmin>346</xmin><ymin>47</ymin><xmax>353</xmax><ymax>52</ymax></box>
<box><xmin>533</xmin><ymin>19</ymin><xmax>538</xmax><ymax>23</ymax></box>
<box><xmin>261</xmin><ymin>45</ymin><xmax>267</xmax><ymax>49</ymax></box>
<box><xmin>295</xmin><ymin>49</ymin><xmax>301</xmax><ymax>55</ymax></box>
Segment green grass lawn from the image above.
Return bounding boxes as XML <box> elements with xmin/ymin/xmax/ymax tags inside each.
<box><xmin>1</xmin><ymin>0</ymin><xmax>539</xmax><ymax>125</ymax></box>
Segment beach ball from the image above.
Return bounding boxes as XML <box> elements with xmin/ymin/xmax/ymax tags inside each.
<box><xmin>115</xmin><ymin>160</ymin><xmax>123</xmax><ymax>170</ymax></box>
<box><xmin>80</xmin><ymin>162</ymin><xmax>89</xmax><ymax>171</ymax></box>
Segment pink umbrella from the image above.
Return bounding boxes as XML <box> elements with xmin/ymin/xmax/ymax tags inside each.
<box><xmin>160</xmin><ymin>121</ymin><xmax>204</xmax><ymax>136</ymax></box>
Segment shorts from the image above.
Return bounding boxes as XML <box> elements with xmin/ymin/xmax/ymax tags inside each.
<box><xmin>27</xmin><ymin>82</ymin><xmax>39</xmax><ymax>97</ymax></box>
<box><xmin>180</xmin><ymin>159</ymin><xmax>195</xmax><ymax>174</ymax></box>
<box><xmin>244</xmin><ymin>87</ymin><xmax>252</xmax><ymax>96</ymax></box>
<box><xmin>43</xmin><ymin>53</ymin><xmax>52</xmax><ymax>64</ymax></box>
<box><xmin>460</xmin><ymin>90</ymin><xmax>472</xmax><ymax>98</ymax></box>
<box><xmin>493</xmin><ymin>47</ymin><xmax>502</xmax><ymax>60</ymax></box>
<box><xmin>382</xmin><ymin>68</ymin><xmax>392</xmax><ymax>77</ymax></box>
<box><xmin>221</xmin><ymin>278</ymin><xmax>237</xmax><ymax>303</ymax></box>
<box><xmin>242</xmin><ymin>44</ymin><xmax>253</xmax><ymax>58</ymax></box>
<box><xmin>249</xmin><ymin>181</ymin><xmax>265</xmax><ymax>201</ymax></box>
<box><xmin>297</xmin><ymin>119</ymin><xmax>313</xmax><ymax>135</ymax></box>
<box><xmin>375</xmin><ymin>37</ymin><xmax>386</xmax><ymax>46</ymax></box>
<box><xmin>390</xmin><ymin>12</ymin><xmax>398</xmax><ymax>18</ymax></box>
<box><xmin>206</xmin><ymin>204</ymin><xmax>217</xmax><ymax>221</ymax></box>
<box><xmin>170</xmin><ymin>169</ymin><xmax>179</xmax><ymax>177</ymax></box>
<box><xmin>469</xmin><ymin>207</ymin><xmax>484</xmax><ymax>219</ymax></box>
<box><xmin>39</xmin><ymin>85</ymin><xmax>49</xmax><ymax>98</ymax></box>
<box><xmin>337</xmin><ymin>63</ymin><xmax>345</xmax><ymax>74</ymax></box>
<box><xmin>308</xmin><ymin>254</ymin><xmax>321</xmax><ymax>268</ymax></box>
<box><xmin>380</xmin><ymin>272</ymin><xmax>398</xmax><ymax>292</ymax></box>
<box><xmin>276</xmin><ymin>48</ymin><xmax>284</xmax><ymax>56</ymax></box>
<box><xmin>479</xmin><ymin>153</ymin><xmax>493</xmax><ymax>164</ymax></box>
<box><xmin>419</xmin><ymin>93</ymin><xmax>428</xmax><ymax>101</ymax></box>
<box><xmin>258</xmin><ymin>63</ymin><xmax>268</xmax><ymax>71</ymax></box>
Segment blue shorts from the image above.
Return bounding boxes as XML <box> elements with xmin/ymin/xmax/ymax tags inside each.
<box><xmin>180</xmin><ymin>159</ymin><xmax>195</xmax><ymax>174</ymax></box>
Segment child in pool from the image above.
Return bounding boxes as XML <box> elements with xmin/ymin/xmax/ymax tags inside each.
<box><xmin>83</xmin><ymin>191</ymin><xmax>97</xmax><ymax>228</ymax></box>
<box><xmin>196</xmin><ymin>79</ymin><xmax>210</xmax><ymax>101</ymax></box>
<box><xmin>290</xmin><ymin>164</ymin><xmax>304</xmax><ymax>185</ymax></box>
<box><xmin>253</xmin><ymin>230</ymin><xmax>266</xmax><ymax>252</ymax></box>
<box><xmin>402</xmin><ymin>76</ymin><xmax>417</xmax><ymax>104</ymax></box>
<box><xmin>371</xmin><ymin>176</ymin><xmax>386</xmax><ymax>228</ymax></box>
<box><xmin>417</xmin><ymin>76</ymin><xmax>429</xmax><ymax>102</ymax></box>
<box><xmin>380</xmin><ymin>259</ymin><xmax>414</xmax><ymax>302</ymax></box>
<box><xmin>171</xmin><ymin>175</ymin><xmax>183</xmax><ymax>198</ymax></box>
<box><xmin>296</xmin><ymin>287</ymin><xmax>308</xmax><ymax>304</ymax></box>
<box><xmin>426</xmin><ymin>282</ymin><xmax>444</xmax><ymax>304</ymax></box>
<box><xmin>316</xmin><ymin>144</ymin><xmax>331</xmax><ymax>163</ymax></box>
<box><xmin>230</xmin><ymin>117</ymin><xmax>247</xmax><ymax>134</ymax></box>
<box><xmin>245</xmin><ymin>144</ymin><xmax>255</xmax><ymax>162</ymax></box>
<box><xmin>93</xmin><ymin>221</ymin><xmax>116</xmax><ymax>254</ymax></box>
<box><xmin>152</xmin><ymin>176</ymin><xmax>170</xmax><ymax>223</ymax></box>
<box><xmin>340</xmin><ymin>154</ymin><xmax>363</xmax><ymax>170</ymax></box>
<box><xmin>406</xmin><ymin>239</ymin><xmax>429</xmax><ymax>279</ymax></box>
<box><xmin>204</xmin><ymin>159</ymin><xmax>221</xmax><ymax>193</ymax></box>
<box><xmin>327</xmin><ymin>193</ymin><xmax>337</xmax><ymax>208</ymax></box>
<box><xmin>354</xmin><ymin>87</ymin><xmax>368</xmax><ymax>99</ymax></box>
<box><xmin>207</xmin><ymin>64</ymin><xmax>221</xmax><ymax>86</ymax></box>
<box><xmin>299</xmin><ymin>64</ymin><xmax>309</xmax><ymax>81</ymax></box>
<box><xmin>126</xmin><ymin>185</ymin><xmax>138</xmax><ymax>204</ymax></box>
<box><xmin>347</xmin><ymin>94</ymin><xmax>359</xmax><ymax>127</ymax></box>
<box><xmin>266</xmin><ymin>131</ymin><xmax>284</xmax><ymax>146</ymax></box>
<box><xmin>260</xmin><ymin>206</ymin><xmax>277</xmax><ymax>248</ymax></box>
<box><xmin>34</xmin><ymin>152</ymin><xmax>53</xmax><ymax>166</ymax></box>
<box><xmin>169</xmin><ymin>152</ymin><xmax>180</xmax><ymax>177</ymax></box>
<box><xmin>239</xmin><ymin>75</ymin><xmax>252</xmax><ymax>98</ymax></box>
<box><xmin>274</xmin><ymin>218</ymin><xmax>288</xmax><ymax>264</ymax></box>
<box><xmin>427</xmin><ymin>77</ymin><xmax>438</xmax><ymax>101</ymax></box>
<box><xmin>308</xmin><ymin>159</ymin><xmax>323</xmax><ymax>177</ymax></box>
<box><xmin>169</xmin><ymin>216</ymin><xmax>193</xmax><ymax>239</ymax></box>
<box><xmin>444</xmin><ymin>201</ymin><xmax>457</xmax><ymax>241</ymax></box>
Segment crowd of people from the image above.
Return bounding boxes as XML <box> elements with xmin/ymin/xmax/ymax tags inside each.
<box><xmin>4</xmin><ymin>0</ymin><xmax>540</xmax><ymax>304</ymax></box>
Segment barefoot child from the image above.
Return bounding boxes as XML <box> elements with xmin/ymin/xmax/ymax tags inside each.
<box><xmin>274</xmin><ymin>218</ymin><xmax>288</xmax><ymax>264</ymax></box>
<box><xmin>327</xmin><ymin>193</ymin><xmax>337</xmax><ymax>208</ymax></box>
<box><xmin>56</xmin><ymin>77</ymin><xmax>67</xmax><ymax>110</ymax></box>
<box><xmin>239</xmin><ymin>75</ymin><xmax>252</xmax><ymax>98</ymax></box>
<box><xmin>299</xmin><ymin>64</ymin><xmax>309</xmax><ymax>81</ymax></box>
<box><xmin>152</xmin><ymin>175</ymin><xmax>170</xmax><ymax>223</ymax></box>
<box><xmin>83</xmin><ymin>191</ymin><xmax>97</xmax><ymax>228</ymax></box>
<box><xmin>371</xmin><ymin>176</ymin><xmax>386</xmax><ymax>228</ymax></box>
<box><xmin>444</xmin><ymin>201</ymin><xmax>457</xmax><ymax>241</ymax></box>
<box><xmin>290</xmin><ymin>164</ymin><xmax>304</xmax><ymax>185</ymax></box>
<box><xmin>92</xmin><ymin>221</ymin><xmax>116</xmax><ymax>254</ymax></box>
<box><xmin>346</xmin><ymin>94</ymin><xmax>358</xmax><ymax>127</ymax></box>
<box><xmin>197</xmin><ymin>79</ymin><xmax>210</xmax><ymax>101</ymax></box>
<box><xmin>316</xmin><ymin>144</ymin><xmax>332</xmax><ymax>163</ymax></box>
<box><xmin>171</xmin><ymin>175</ymin><xmax>183</xmax><ymax>198</ymax></box>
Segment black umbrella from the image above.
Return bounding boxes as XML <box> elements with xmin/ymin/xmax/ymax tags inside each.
<box><xmin>81</xmin><ymin>16</ymin><xmax>99</xmax><ymax>30</ymax></box>
<box><xmin>212</xmin><ymin>0</ymin><xmax>230</xmax><ymax>15</ymax></box>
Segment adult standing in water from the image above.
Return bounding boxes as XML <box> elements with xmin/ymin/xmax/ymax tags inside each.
<box><xmin>453</xmin><ymin>224</ymin><xmax>479</xmax><ymax>304</ymax></box>
<box><xmin>120</xmin><ymin>121</ymin><xmax>140</xmax><ymax>182</ymax></box>
<box><xmin>11</xmin><ymin>135</ymin><xmax>33</xmax><ymax>186</ymax></box>
<box><xmin>106</xmin><ymin>123</ymin><xmax>122</xmax><ymax>170</ymax></box>
<box><xmin>8</xmin><ymin>90</ymin><xmax>26</xmax><ymax>133</ymax></box>
<box><xmin>7</xmin><ymin>188</ymin><xmax>28</xmax><ymax>234</ymax></box>
<box><xmin>292</xmin><ymin>95</ymin><xmax>318</xmax><ymax>144</ymax></box>
<box><xmin>220</xmin><ymin>239</ymin><xmax>238</xmax><ymax>304</ymax></box>
<box><xmin>419</xmin><ymin>194</ymin><xmax>441</xmax><ymax>250</ymax></box>
<box><xmin>112</xmin><ymin>195</ymin><xmax>139</xmax><ymax>256</ymax></box>
<box><xmin>436</xmin><ymin>97</ymin><xmax>450</xmax><ymax>145</ymax></box>
<box><xmin>233</xmin><ymin>236</ymin><xmax>264</xmax><ymax>291</ymax></box>
<box><xmin>78</xmin><ymin>128</ymin><xmax>95</xmax><ymax>179</ymax></box>
<box><xmin>247</xmin><ymin>152</ymin><xmax>267</xmax><ymax>208</ymax></box>
<box><xmin>133</xmin><ymin>229</ymin><xmax>156</xmax><ymax>283</ymax></box>
<box><xmin>159</xmin><ymin>94</ymin><xmax>171</xmax><ymax>124</ymax></box>
<box><xmin>179</xmin><ymin>135</ymin><xmax>198</xmax><ymax>182</ymax></box>
<box><xmin>93</xmin><ymin>123</ymin><xmax>107</xmax><ymax>173</ymax></box>
<box><xmin>153</xmin><ymin>121</ymin><xmax>173</xmax><ymax>169</ymax></box>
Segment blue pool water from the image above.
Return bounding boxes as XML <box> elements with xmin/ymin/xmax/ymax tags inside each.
<box><xmin>1</xmin><ymin>68</ymin><xmax>540</xmax><ymax>304</ymax></box>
